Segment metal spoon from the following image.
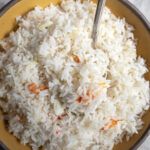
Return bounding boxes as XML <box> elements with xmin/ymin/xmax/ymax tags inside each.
<box><xmin>92</xmin><ymin>0</ymin><xmax>106</xmax><ymax>48</ymax></box>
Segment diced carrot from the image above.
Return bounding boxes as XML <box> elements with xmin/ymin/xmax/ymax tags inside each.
<box><xmin>39</xmin><ymin>84</ymin><xmax>48</xmax><ymax>91</ymax></box>
<box><xmin>57</xmin><ymin>113</ymin><xmax>67</xmax><ymax>120</ymax></box>
<box><xmin>28</xmin><ymin>83</ymin><xmax>37</xmax><ymax>90</ymax></box>
<box><xmin>28</xmin><ymin>83</ymin><xmax>48</xmax><ymax>95</ymax></box>
<box><xmin>57</xmin><ymin>116</ymin><xmax>62</xmax><ymax>120</ymax></box>
<box><xmin>76</xmin><ymin>96</ymin><xmax>90</xmax><ymax>105</ymax></box>
<box><xmin>86</xmin><ymin>90</ymin><xmax>95</xmax><ymax>99</ymax></box>
<box><xmin>87</xmin><ymin>88</ymin><xmax>101</xmax><ymax>100</ymax></box>
<box><xmin>101</xmin><ymin>119</ymin><xmax>119</xmax><ymax>131</ymax></box>
<box><xmin>76</xmin><ymin>90</ymin><xmax>96</xmax><ymax>105</ymax></box>
<box><xmin>28</xmin><ymin>83</ymin><xmax>40</xmax><ymax>94</ymax></box>
<box><xmin>76</xmin><ymin>88</ymin><xmax>101</xmax><ymax>105</ymax></box>
<box><xmin>72</xmin><ymin>54</ymin><xmax>80</xmax><ymax>63</ymax></box>
<box><xmin>109</xmin><ymin>119</ymin><xmax>118</xmax><ymax>128</ymax></box>
<box><xmin>76</xmin><ymin>96</ymin><xmax>83</xmax><ymax>103</ymax></box>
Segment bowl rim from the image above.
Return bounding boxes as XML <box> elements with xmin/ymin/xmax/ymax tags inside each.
<box><xmin>121</xmin><ymin>0</ymin><xmax>150</xmax><ymax>31</ymax></box>
<box><xmin>0</xmin><ymin>0</ymin><xmax>150</xmax><ymax>150</ymax></box>
<box><xmin>119</xmin><ymin>1</ymin><xmax>150</xmax><ymax>149</ymax></box>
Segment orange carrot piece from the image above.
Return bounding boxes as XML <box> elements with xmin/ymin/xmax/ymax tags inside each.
<box><xmin>102</xmin><ymin>119</ymin><xmax>119</xmax><ymax>131</ymax></box>
<box><xmin>76</xmin><ymin>96</ymin><xmax>83</xmax><ymax>103</ymax></box>
<box><xmin>72</xmin><ymin>54</ymin><xmax>80</xmax><ymax>63</ymax></box>
<box><xmin>28</xmin><ymin>83</ymin><xmax>40</xmax><ymax>94</ymax></box>
<box><xmin>28</xmin><ymin>83</ymin><xmax>48</xmax><ymax>95</ymax></box>
<box><xmin>57</xmin><ymin>113</ymin><xmax>67</xmax><ymax>120</ymax></box>
<box><xmin>86</xmin><ymin>90</ymin><xmax>95</xmax><ymax>99</ymax></box>
<box><xmin>109</xmin><ymin>119</ymin><xmax>118</xmax><ymax>128</ymax></box>
<box><xmin>39</xmin><ymin>84</ymin><xmax>48</xmax><ymax>91</ymax></box>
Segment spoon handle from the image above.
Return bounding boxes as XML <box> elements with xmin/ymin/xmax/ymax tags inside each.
<box><xmin>92</xmin><ymin>0</ymin><xmax>106</xmax><ymax>48</ymax></box>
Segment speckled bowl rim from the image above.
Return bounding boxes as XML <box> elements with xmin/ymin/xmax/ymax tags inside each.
<box><xmin>0</xmin><ymin>0</ymin><xmax>150</xmax><ymax>150</ymax></box>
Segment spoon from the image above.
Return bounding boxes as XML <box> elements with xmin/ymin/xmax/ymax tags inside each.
<box><xmin>92</xmin><ymin>0</ymin><xmax>106</xmax><ymax>48</ymax></box>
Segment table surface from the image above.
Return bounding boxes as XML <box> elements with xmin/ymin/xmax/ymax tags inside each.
<box><xmin>0</xmin><ymin>0</ymin><xmax>150</xmax><ymax>150</ymax></box>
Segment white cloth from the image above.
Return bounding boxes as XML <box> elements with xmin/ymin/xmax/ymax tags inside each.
<box><xmin>0</xmin><ymin>0</ymin><xmax>149</xmax><ymax>150</ymax></box>
<box><xmin>129</xmin><ymin>0</ymin><xmax>150</xmax><ymax>21</ymax></box>
<box><xmin>0</xmin><ymin>0</ymin><xmax>11</xmax><ymax>9</ymax></box>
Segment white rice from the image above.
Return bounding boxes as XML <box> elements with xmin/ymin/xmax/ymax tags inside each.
<box><xmin>0</xmin><ymin>0</ymin><xmax>149</xmax><ymax>150</ymax></box>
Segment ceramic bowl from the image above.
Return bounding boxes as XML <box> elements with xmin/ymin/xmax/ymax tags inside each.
<box><xmin>0</xmin><ymin>0</ymin><xmax>149</xmax><ymax>150</ymax></box>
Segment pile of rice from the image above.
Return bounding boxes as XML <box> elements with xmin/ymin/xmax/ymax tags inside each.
<box><xmin>0</xmin><ymin>0</ymin><xmax>149</xmax><ymax>150</ymax></box>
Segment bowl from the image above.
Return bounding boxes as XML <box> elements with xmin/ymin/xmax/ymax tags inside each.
<box><xmin>0</xmin><ymin>0</ymin><xmax>150</xmax><ymax>150</ymax></box>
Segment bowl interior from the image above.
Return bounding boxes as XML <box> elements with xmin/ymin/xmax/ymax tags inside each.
<box><xmin>0</xmin><ymin>0</ymin><xmax>150</xmax><ymax>150</ymax></box>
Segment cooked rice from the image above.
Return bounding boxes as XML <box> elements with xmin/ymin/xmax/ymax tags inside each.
<box><xmin>0</xmin><ymin>0</ymin><xmax>149</xmax><ymax>150</ymax></box>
